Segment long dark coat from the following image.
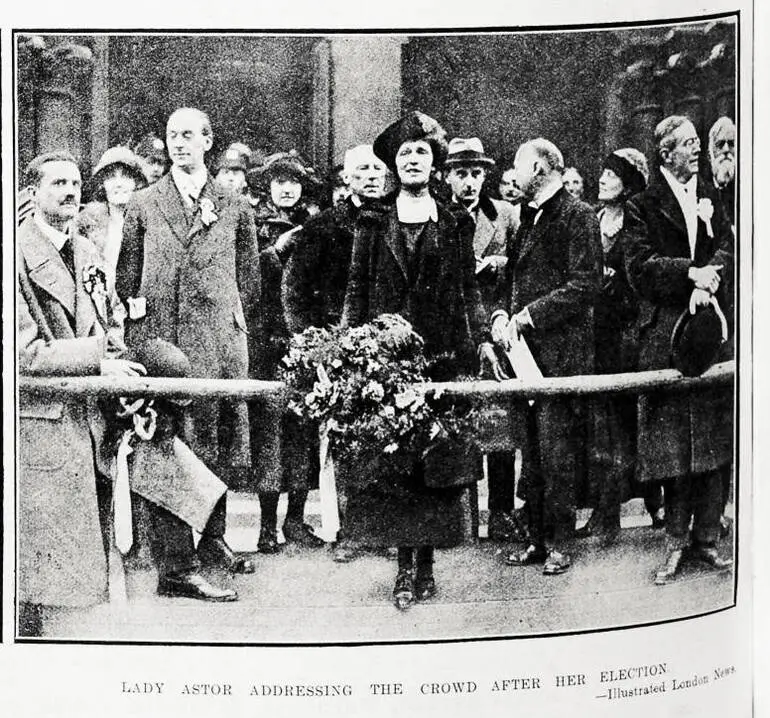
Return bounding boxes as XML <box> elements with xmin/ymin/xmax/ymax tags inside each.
<box><xmin>624</xmin><ymin>174</ymin><xmax>734</xmax><ymax>482</ymax></box>
<box><xmin>282</xmin><ymin>197</ymin><xmax>360</xmax><ymax>334</ymax></box>
<box><xmin>116</xmin><ymin>174</ymin><xmax>260</xmax><ymax>475</ymax></box>
<box><xmin>17</xmin><ymin>220</ymin><xmax>125</xmax><ymax>607</ymax></box>
<box><xmin>340</xmin><ymin>195</ymin><xmax>485</xmax><ymax>547</ymax></box>
<box><xmin>250</xmin><ymin>199</ymin><xmax>316</xmax><ymax>494</ymax></box>
<box><xmin>495</xmin><ymin>187</ymin><xmax>602</xmax><ymax>530</ymax></box>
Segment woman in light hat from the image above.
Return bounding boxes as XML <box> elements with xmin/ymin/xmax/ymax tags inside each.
<box><xmin>77</xmin><ymin>146</ymin><xmax>147</xmax><ymax>283</ymax></box>
<box><xmin>578</xmin><ymin>147</ymin><xmax>663</xmax><ymax>539</ymax></box>
<box><xmin>342</xmin><ymin>111</ymin><xmax>485</xmax><ymax>610</ymax></box>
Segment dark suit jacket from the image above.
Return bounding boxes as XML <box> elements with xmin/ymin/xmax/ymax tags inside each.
<box><xmin>17</xmin><ymin>219</ymin><xmax>124</xmax><ymax>607</ymax></box>
<box><xmin>496</xmin><ymin>186</ymin><xmax>602</xmax><ymax>378</ymax></box>
<box><xmin>282</xmin><ymin>197</ymin><xmax>360</xmax><ymax>334</ymax></box>
<box><xmin>116</xmin><ymin>173</ymin><xmax>260</xmax><ymax>471</ymax></box>
<box><xmin>623</xmin><ymin>172</ymin><xmax>734</xmax><ymax>480</ymax></box>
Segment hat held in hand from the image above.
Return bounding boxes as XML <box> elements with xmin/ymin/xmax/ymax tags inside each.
<box><xmin>670</xmin><ymin>299</ymin><xmax>728</xmax><ymax>377</ymax></box>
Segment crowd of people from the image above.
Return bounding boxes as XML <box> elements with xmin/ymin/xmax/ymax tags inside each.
<box><xmin>17</xmin><ymin>103</ymin><xmax>736</xmax><ymax>634</ymax></box>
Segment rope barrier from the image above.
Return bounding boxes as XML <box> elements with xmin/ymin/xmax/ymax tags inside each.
<box><xmin>17</xmin><ymin>360</ymin><xmax>734</xmax><ymax>400</ymax></box>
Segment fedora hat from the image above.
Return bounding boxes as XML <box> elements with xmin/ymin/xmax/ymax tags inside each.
<box><xmin>445</xmin><ymin>137</ymin><xmax>496</xmax><ymax>168</ymax></box>
<box><xmin>373</xmin><ymin>111</ymin><xmax>448</xmax><ymax>172</ymax></box>
<box><xmin>670</xmin><ymin>300</ymin><xmax>728</xmax><ymax>377</ymax></box>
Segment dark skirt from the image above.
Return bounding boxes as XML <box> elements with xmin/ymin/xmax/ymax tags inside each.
<box><xmin>342</xmin><ymin>461</ymin><xmax>469</xmax><ymax>547</ymax></box>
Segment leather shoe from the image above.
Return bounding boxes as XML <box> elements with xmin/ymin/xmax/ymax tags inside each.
<box><xmin>650</xmin><ymin>508</ymin><xmax>666</xmax><ymax>530</ymax></box>
<box><xmin>414</xmin><ymin>573</ymin><xmax>436</xmax><ymax>601</ymax></box>
<box><xmin>719</xmin><ymin>516</ymin><xmax>732</xmax><ymax>539</ymax></box>
<box><xmin>654</xmin><ymin>549</ymin><xmax>684</xmax><ymax>585</ymax></box>
<box><xmin>258</xmin><ymin>528</ymin><xmax>281</xmax><ymax>554</ymax></box>
<box><xmin>488</xmin><ymin>511</ymin><xmax>527</xmax><ymax>542</ymax></box>
<box><xmin>283</xmin><ymin>518</ymin><xmax>326</xmax><ymax>547</ymax></box>
<box><xmin>691</xmin><ymin>545</ymin><xmax>732</xmax><ymax>570</ymax></box>
<box><xmin>332</xmin><ymin>539</ymin><xmax>360</xmax><ymax>563</ymax></box>
<box><xmin>198</xmin><ymin>536</ymin><xmax>255</xmax><ymax>574</ymax></box>
<box><xmin>543</xmin><ymin>549</ymin><xmax>572</xmax><ymax>575</ymax></box>
<box><xmin>393</xmin><ymin>569</ymin><xmax>415</xmax><ymax>611</ymax></box>
<box><xmin>506</xmin><ymin>543</ymin><xmax>547</xmax><ymax>566</ymax></box>
<box><xmin>158</xmin><ymin>572</ymin><xmax>238</xmax><ymax>602</ymax></box>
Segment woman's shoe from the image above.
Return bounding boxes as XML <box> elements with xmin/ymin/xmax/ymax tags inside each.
<box><xmin>393</xmin><ymin>569</ymin><xmax>415</xmax><ymax>611</ymax></box>
<box><xmin>414</xmin><ymin>573</ymin><xmax>436</xmax><ymax>601</ymax></box>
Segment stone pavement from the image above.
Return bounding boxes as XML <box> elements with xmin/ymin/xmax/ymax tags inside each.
<box><xmin>42</xmin><ymin>492</ymin><xmax>735</xmax><ymax>644</ymax></box>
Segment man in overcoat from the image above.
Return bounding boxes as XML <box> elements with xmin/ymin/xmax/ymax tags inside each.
<box><xmin>624</xmin><ymin>115</ymin><xmax>734</xmax><ymax>584</ymax></box>
<box><xmin>491</xmin><ymin>138</ymin><xmax>601</xmax><ymax>575</ymax></box>
<box><xmin>444</xmin><ymin>137</ymin><xmax>523</xmax><ymax>543</ymax></box>
<box><xmin>282</xmin><ymin>143</ymin><xmax>387</xmax><ymax>561</ymax></box>
<box><xmin>116</xmin><ymin>107</ymin><xmax>260</xmax><ymax>573</ymax></box>
<box><xmin>17</xmin><ymin>151</ymin><xmax>144</xmax><ymax>635</ymax></box>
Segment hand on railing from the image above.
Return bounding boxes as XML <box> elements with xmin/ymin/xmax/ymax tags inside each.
<box><xmin>100</xmin><ymin>358</ymin><xmax>147</xmax><ymax>377</ymax></box>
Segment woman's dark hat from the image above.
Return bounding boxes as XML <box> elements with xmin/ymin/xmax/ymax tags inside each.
<box><xmin>133</xmin><ymin>134</ymin><xmax>167</xmax><ymax>164</ymax></box>
<box><xmin>670</xmin><ymin>301</ymin><xmax>728</xmax><ymax>377</ymax></box>
<box><xmin>603</xmin><ymin>148</ymin><xmax>649</xmax><ymax>197</ymax></box>
<box><xmin>373</xmin><ymin>111</ymin><xmax>448</xmax><ymax>173</ymax></box>
<box><xmin>246</xmin><ymin>150</ymin><xmax>315</xmax><ymax>192</ymax></box>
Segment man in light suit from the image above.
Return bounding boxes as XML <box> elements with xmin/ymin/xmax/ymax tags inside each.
<box><xmin>445</xmin><ymin>138</ymin><xmax>523</xmax><ymax>543</ymax></box>
<box><xmin>17</xmin><ymin>151</ymin><xmax>145</xmax><ymax>635</ymax></box>
<box><xmin>624</xmin><ymin>115</ymin><xmax>734</xmax><ymax>585</ymax></box>
<box><xmin>116</xmin><ymin>107</ymin><xmax>261</xmax><ymax>578</ymax></box>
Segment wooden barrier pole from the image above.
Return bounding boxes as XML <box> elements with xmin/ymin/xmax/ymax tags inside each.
<box><xmin>17</xmin><ymin>361</ymin><xmax>734</xmax><ymax>400</ymax></box>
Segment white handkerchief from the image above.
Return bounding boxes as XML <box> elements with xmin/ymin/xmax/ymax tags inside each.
<box><xmin>127</xmin><ymin>296</ymin><xmax>146</xmax><ymax>320</ymax></box>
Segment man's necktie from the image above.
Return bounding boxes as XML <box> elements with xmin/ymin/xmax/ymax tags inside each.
<box><xmin>60</xmin><ymin>238</ymin><xmax>76</xmax><ymax>279</ymax></box>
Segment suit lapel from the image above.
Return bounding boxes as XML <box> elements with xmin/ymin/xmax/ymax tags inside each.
<box><xmin>653</xmin><ymin>179</ymin><xmax>688</xmax><ymax>236</ymax></box>
<box><xmin>383</xmin><ymin>208</ymin><xmax>409</xmax><ymax>281</ymax></box>
<box><xmin>73</xmin><ymin>238</ymin><xmax>103</xmax><ymax>337</ymax></box>
<box><xmin>155</xmin><ymin>174</ymin><xmax>191</xmax><ymax>245</ymax></box>
<box><xmin>186</xmin><ymin>178</ymin><xmax>220</xmax><ymax>244</ymax></box>
<box><xmin>473</xmin><ymin>209</ymin><xmax>496</xmax><ymax>257</ymax></box>
<box><xmin>19</xmin><ymin>220</ymin><xmax>76</xmax><ymax>319</ymax></box>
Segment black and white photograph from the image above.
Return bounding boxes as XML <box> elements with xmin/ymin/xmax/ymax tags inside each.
<box><xmin>12</xmin><ymin>16</ymin><xmax>741</xmax><ymax>648</ymax></box>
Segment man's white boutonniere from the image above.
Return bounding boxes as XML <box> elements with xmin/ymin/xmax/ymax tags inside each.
<box><xmin>199</xmin><ymin>197</ymin><xmax>219</xmax><ymax>227</ymax></box>
<box><xmin>697</xmin><ymin>197</ymin><xmax>714</xmax><ymax>238</ymax></box>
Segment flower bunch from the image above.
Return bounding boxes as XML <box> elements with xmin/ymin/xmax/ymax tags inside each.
<box><xmin>199</xmin><ymin>197</ymin><xmax>219</xmax><ymax>227</ymax></box>
<box><xmin>82</xmin><ymin>264</ymin><xmax>108</xmax><ymax>298</ymax></box>
<box><xmin>280</xmin><ymin>314</ymin><xmax>478</xmax><ymax>475</ymax></box>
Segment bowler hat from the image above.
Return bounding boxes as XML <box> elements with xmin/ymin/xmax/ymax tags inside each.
<box><xmin>131</xmin><ymin>338</ymin><xmax>191</xmax><ymax>379</ymax></box>
<box><xmin>445</xmin><ymin>137</ymin><xmax>496</xmax><ymax>168</ymax></box>
<box><xmin>670</xmin><ymin>302</ymin><xmax>728</xmax><ymax>377</ymax></box>
<box><xmin>92</xmin><ymin>146</ymin><xmax>147</xmax><ymax>187</ymax></box>
<box><xmin>373</xmin><ymin>111</ymin><xmax>448</xmax><ymax>173</ymax></box>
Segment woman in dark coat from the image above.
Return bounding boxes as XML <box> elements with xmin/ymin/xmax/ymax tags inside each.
<box><xmin>578</xmin><ymin>148</ymin><xmax>662</xmax><ymax>539</ymax></box>
<box><xmin>342</xmin><ymin>111</ymin><xmax>485</xmax><ymax>610</ymax></box>
<box><xmin>248</xmin><ymin>152</ymin><xmax>324</xmax><ymax>553</ymax></box>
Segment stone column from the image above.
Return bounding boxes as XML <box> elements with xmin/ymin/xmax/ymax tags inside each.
<box><xmin>329</xmin><ymin>36</ymin><xmax>405</xmax><ymax>166</ymax></box>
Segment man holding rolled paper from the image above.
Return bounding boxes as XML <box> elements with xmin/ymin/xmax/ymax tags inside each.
<box><xmin>490</xmin><ymin>138</ymin><xmax>602</xmax><ymax>576</ymax></box>
<box><xmin>624</xmin><ymin>115</ymin><xmax>734</xmax><ymax>585</ymax></box>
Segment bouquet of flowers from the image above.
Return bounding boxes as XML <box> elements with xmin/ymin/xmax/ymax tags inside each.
<box><xmin>280</xmin><ymin>314</ymin><xmax>479</xmax><ymax>479</ymax></box>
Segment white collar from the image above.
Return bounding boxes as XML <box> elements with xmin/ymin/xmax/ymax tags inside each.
<box><xmin>34</xmin><ymin>213</ymin><xmax>71</xmax><ymax>252</ymax></box>
<box><xmin>453</xmin><ymin>196</ymin><xmax>480</xmax><ymax>214</ymax></box>
<box><xmin>171</xmin><ymin>165</ymin><xmax>209</xmax><ymax>199</ymax></box>
<box><xmin>530</xmin><ymin>178</ymin><xmax>563</xmax><ymax>209</ymax></box>
<box><xmin>396</xmin><ymin>192</ymin><xmax>438</xmax><ymax>223</ymax></box>
<box><xmin>660</xmin><ymin>165</ymin><xmax>697</xmax><ymax>199</ymax></box>
<box><xmin>350</xmin><ymin>194</ymin><xmax>363</xmax><ymax>208</ymax></box>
